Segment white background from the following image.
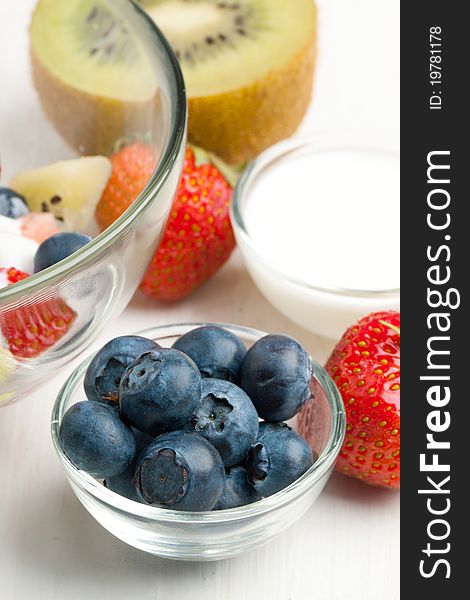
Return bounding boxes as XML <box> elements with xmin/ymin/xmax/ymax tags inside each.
<box><xmin>0</xmin><ymin>1</ymin><xmax>400</xmax><ymax>598</ymax></box>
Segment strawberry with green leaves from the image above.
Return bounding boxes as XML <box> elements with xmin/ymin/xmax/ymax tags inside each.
<box><xmin>0</xmin><ymin>267</ymin><xmax>76</xmax><ymax>359</ymax></box>
<box><xmin>298</xmin><ymin>311</ymin><xmax>400</xmax><ymax>489</ymax></box>
<box><xmin>96</xmin><ymin>143</ymin><xmax>236</xmax><ymax>301</ymax></box>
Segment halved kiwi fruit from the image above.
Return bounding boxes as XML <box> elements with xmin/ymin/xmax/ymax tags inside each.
<box><xmin>142</xmin><ymin>0</ymin><xmax>317</xmax><ymax>164</ymax></box>
<box><xmin>31</xmin><ymin>0</ymin><xmax>316</xmax><ymax>164</ymax></box>
<box><xmin>30</xmin><ymin>0</ymin><xmax>160</xmax><ymax>156</ymax></box>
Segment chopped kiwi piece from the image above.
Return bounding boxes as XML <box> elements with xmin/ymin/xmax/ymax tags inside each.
<box><xmin>10</xmin><ymin>156</ymin><xmax>112</xmax><ymax>233</ymax></box>
<box><xmin>30</xmin><ymin>0</ymin><xmax>160</xmax><ymax>155</ymax></box>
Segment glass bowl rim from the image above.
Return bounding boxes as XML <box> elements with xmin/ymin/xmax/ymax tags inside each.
<box><xmin>51</xmin><ymin>321</ymin><xmax>346</xmax><ymax>523</ymax></box>
<box><xmin>230</xmin><ymin>132</ymin><xmax>400</xmax><ymax>299</ymax></box>
<box><xmin>0</xmin><ymin>0</ymin><xmax>187</xmax><ymax>305</ymax></box>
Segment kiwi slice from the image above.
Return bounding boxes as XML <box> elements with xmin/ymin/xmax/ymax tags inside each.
<box><xmin>141</xmin><ymin>0</ymin><xmax>316</xmax><ymax>164</ymax></box>
<box><xmin>10</xmin><ymin>156</ymin><xmax>112</xmax><ymax>233</ymax></box>
<box><xmin>30</xmin><ymin>0</ymin><xmax>160</xmax><ymax>156</ymax></box>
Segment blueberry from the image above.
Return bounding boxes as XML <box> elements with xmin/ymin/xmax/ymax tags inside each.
<box><xmin>119</xmin><ymin>348</ymin><xmax>201</xmax><ymax>435</ymax></box>
<box><xmin>132</xmin><ymin>428</ymin><xmax>155</xmax><ymax>454</ymax></box>
<box><xmin>173</xmin><ymin>326</ymin><xmax>246</xmax><ymax>383</ymax></box>
<box><xmin>34</xmin><ymin>232</ymin><xmax>92</xmax><ymax>272</ymax></box>
<box><xmin>214</xmin><ymin>466</ymin><xmax>262</xmax><ymax>510</ymax></box>
<box><xmin>134</xmin><ymin>431</ymin><xmax>225</xmax><ymax>511</ymax></box>
<box><xmin>0</xmin><ymin>187</ymin><xmax>29</xmax><ymax>218</ymax></box>
<box><xmin>84</xmin><ymin>335</ymin><xmax>160</xmax><ymax>406</ymax></box>
<box><xmin>246</xmin><ymin>422</ymin><xmax>315</xmax><ymax>497</ymax></box>
<box><xmin>104</xmin><ymin>429</ymin><xmax>153</xmax><ymax>502</ymax></box>
<box><xmin>104</xmin><ymin>465</ymin><xmax>141</xmax><ymax>502</ymax></box>
<box><xmin>59</xmin><ymin>400</ymin><xmax>136</xmax><ymax>479</ymax></box>
<box><xmin>188</xmin><ymin>378</ymin><xmax>259</xmax><ymax>467</ymax></box>
<box><xmin>240</xmin><ymin>334</ymin><xmax>313</xmax><ymax>421</ymax></box>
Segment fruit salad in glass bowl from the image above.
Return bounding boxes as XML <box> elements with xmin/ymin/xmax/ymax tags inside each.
<box><xmin>0</xmin><ymin>0</ymin><xmax>186</xmax><ymax>405</ymax></box>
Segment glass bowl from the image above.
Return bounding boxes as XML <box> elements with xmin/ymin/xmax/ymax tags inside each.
<box><xmin>230</xmin><ymin>134</ymin><xmax>400</xmax><ymax>340</ymax></box>
<box><xmin>51</xmin><ymin>322</ymin><xmax>345</xmax><ymax>561</ymax></box>
<box><xmin>0</xmin><ymin>0</ymin><xmax>186</xmax><ymax>405</ymax></box>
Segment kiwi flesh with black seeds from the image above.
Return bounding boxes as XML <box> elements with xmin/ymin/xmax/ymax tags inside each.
<box><xmin>30</xmin><ymin>0</ymin><xmax>161</xmax><ymax>156</ymax></box>
<box><xmin>140</xmin><ymin>0</ymin><xmax>317</xmax><ymax>164</ymax></box>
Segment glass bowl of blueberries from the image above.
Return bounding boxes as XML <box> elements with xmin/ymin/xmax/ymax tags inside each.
<box><xmin>51</xmin><ymin>322</ymin><xmax>345</xmax><ymax>561</ymax></box>
<box><xmin>0</xmin><ymin>0</ymin><xmax>186</xmax><ymax>405</ymax></box>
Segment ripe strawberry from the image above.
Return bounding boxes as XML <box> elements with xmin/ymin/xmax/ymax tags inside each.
<box><xmin>0</xmin><ymin>267</ymin><xmax>76</xmax><ymax>359</ymax></box>
<box><xmin>96</xmin><ymin>142</ymin><xmax>156</xmax><ymax>231</ymax></box>
<box><xmin>0</xmin><ymin>267</ymin><xmax>29</xmax><ymax>287</ymax></box>
<box><xmin>298</xmin><ymin>311</ymin><xmax>400</xmax><ymax>489</ymax></box>
<box><xmin>96</xmin><ymin>143</ymin><xmax>235</xmax><ymax>301</ymax></box>
<box><xmin>141</xmin><ymin>147</ymin><xmax>235</xmax><ymax>301</ymax></box>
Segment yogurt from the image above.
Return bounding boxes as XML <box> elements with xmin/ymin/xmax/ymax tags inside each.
<box><xmin>0</xmin><ymin>214</ymin><xmax>22</xmax><ymax>236</ymax></box>
<box><xmin>233</xmin><ymin>138</ymin><xmax>400</xmax><ymax>339</ymax></box>
<box><xmin>0</xmin><ymin>231</ymin><xmax>38</xmax><ymax>275</ymax></box>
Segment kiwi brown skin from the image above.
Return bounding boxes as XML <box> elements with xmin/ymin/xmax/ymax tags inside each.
<box><xmin>187</xmin><ymin>35</ymin><xmax>316</xmax><ymax>165</ymax></box>
<box><xmin>31</xmin><ymin>47</ymin><xmax>161</xmax><ymax>156</ymax></box>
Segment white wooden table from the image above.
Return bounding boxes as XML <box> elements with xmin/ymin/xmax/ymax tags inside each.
<box><xmin>0</xmin><ymin>1</ymin><xmax>400</xmax><ymax>598</ymax></box>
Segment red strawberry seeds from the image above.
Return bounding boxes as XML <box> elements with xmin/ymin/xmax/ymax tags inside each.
<box><xmin>140</xmin><ymin>147</ymin><xmax>235</xmax><ymax>301</ymax></box>
<box><xmin>0</xmin><ymin>267</ymin><xmax>76</xmax><ymax>359</ymax></box>
<box><xmin>96</xmin><ymin>142</ymin><xmax>156</xmax><ymax>231</ymax></box>
<box><xmin>298</xmin><ymin>311</ymin><xmax>400</xmax><ymax>489</ymax></box>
